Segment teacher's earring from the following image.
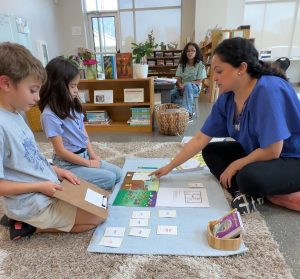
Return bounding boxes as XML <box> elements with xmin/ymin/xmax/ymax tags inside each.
<box><xmin>238</xmin><ymin>72</ymin><xmax>241</xmax><ymax>76</ymax></box>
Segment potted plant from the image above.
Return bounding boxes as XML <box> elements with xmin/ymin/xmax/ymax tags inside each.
<box><xmin>131</xmin><ymin>41</ymin><xmax>153</xmax><ymax>78</ymax></box>
<box><xmin>131</xmin><ymin>30</ymin><xmax>157</xmax><ymax>78</ymax></box>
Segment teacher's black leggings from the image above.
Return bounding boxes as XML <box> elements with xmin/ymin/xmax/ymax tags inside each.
<box><xmin>202</xmin><ymin>141</ymin><xmax>300</xmax><ymax>198</ymax></box>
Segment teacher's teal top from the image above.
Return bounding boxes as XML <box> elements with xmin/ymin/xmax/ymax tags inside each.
<box><xmin>176</xmin><ymin>62</ymin><xmax>207</xmax><ymax>83</ymax></box>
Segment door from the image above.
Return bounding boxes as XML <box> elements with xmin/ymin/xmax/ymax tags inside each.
<box><xmin>88</xmin><ymin>12</ymin><xmax>120</xmax><ymax>76</ymax></box>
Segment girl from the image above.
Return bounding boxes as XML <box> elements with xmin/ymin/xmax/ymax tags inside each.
<box><xmin>39</xmin><ymin>57</ymin><xmax>122</xmax><ymax>190</ymax></box>
<box><xmin>170</xmin><ymin>42</ymin><xmax>207</xmax><ymax>121</ymax></box>
<box><xmin>154</xmin><ymin>37</ymin><xmax>300</xmax><ymax>214</ymax></box>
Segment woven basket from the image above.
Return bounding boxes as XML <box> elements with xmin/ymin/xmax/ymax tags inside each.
<box><xmin>154</xmin><ymin>103</ymin><xmax>189</xmax><ymax>136</ymax></box>
<box><xmin>25</xmin><ymin>105</ymin><xmax>42</xmax><ymax>132</ymax></box>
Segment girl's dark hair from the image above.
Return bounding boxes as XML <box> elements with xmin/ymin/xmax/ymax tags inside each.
<box><xmin>179</xmin><ymin>42</ymin><xmax>203</xmax><ymax>73</ymax></box>
<box><xmin>213</xmin><ymin>37</ymin><xmax>287</xmax><ymax>80</ymax></box>
<box><xmin>39</xmin><ymin>57</ymin><xmax>82</xmax><ymax>119</ymax></box>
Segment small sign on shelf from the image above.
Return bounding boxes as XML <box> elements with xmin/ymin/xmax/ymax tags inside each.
<box><xmin>124</xmin><ymin>88</ymin><xmax>144</xmax><ymax>103</ymax></box>
<box><xmin>94</xmin><ymin>90</ymin><xmax>114</xmax><ymax>104</ymax></box>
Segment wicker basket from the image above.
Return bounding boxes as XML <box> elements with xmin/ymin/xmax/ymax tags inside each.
<box><xmin>154</xmin><ymin>103</ymin><xmax>189</xmax><ymax>136</ymax></box>
<box><xmin>25</xmin><ymin>105</ymin><xmax>42</xmax><ymax>132</ymax></box>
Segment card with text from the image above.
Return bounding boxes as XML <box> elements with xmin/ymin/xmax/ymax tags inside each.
<box><xmin>129</xmin><ymin>227</ymin><xmax>151</xmax><ymax>238</ymax></box>
<box><xmin>157</xmin><ymin>225</ymin><xmax>177</xmax><ymax>235</ymax></box>
<box><xmin>188</xmin><ymin>182</ymin><xmax>204</xmax><ymax>188</ymax></box>
<box><xmin>104</xmin><ymin>227</ymin><xmax>126</xmax><ymax>237</ymax></box>
<box><xmin>129</xmin><ymin>218</ymin><xmax>149</xmax><ymax>227</ymax></box>
<box><xmin>99</xmin><ymin>236</ymin><xmax>123</xmax><ymax>248</ymax></box>
<box><xmin>132</xmin><ymin>211</ymin><xmax>151</xmax><ymax>219</ymax></box>
<box><xmin>158</xmin><ymin>210</ymin><xmax>177</xmax><ymax>218</ymax></box>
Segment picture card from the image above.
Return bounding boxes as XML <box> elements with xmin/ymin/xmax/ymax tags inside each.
<box><xmin>157</xmin><ymin>225</ymin><xmax>177</xmax><ymax>235</ymax></box>
<box><xmin>104</xmin><ymin>227</ymin><xmax>126</xmax><ymax>237</ymax></box>
<box><xmin>129</xmin><ymin>218</ymin><xmax>149</xmax><ymax>227</ymax></box>
<box><xmin>85</xmin><ymin>188</ymin><xmax>107</xmax><ymax>209</ymax></box>
<box><xmin>129</xmin><ymin>227</ymin><xmax>151</xmax><ymax>238</ymax></box>
<box><xmin>99</xmin><ymin>236</ymin><xmax>123</xmax><ymax>248</ymax></box>
<box><xmin>94</xmin><ymin>90</ymin><xmax>113</xmax><ymax>104</ymax></box>
<box><xmin>188</xmin><ymin>182</ymin><xmax>204</xmax><ymax>188</ymax></box>
<box><xmin>132</xmin><ymin>172</ymin><xmax>151</xmax><ymax>181</ymax></box>
<box><xmin>132</xmin><ymin>211</ymin><xmax>151</xmax><ymax>219</ymax></box>
<box><xmin>158</xmin><ymin>210</ymin><xmax>177</xmax><ymax>218</ymax></box>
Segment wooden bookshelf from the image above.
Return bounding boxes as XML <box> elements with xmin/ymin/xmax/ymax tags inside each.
<box><xmin>78</xmin><ymin>78</ymin><xmax>154</xmax><ymax>133</ymax></box>
<box><xmin>199</xmin><ymin>28</ymin><xmax>250</xmax><ymax>103</ymax></box>
<box><xmin>147</xmin><ymin>50</ymin><xmax>182</xmax><ymax>77</ymax></box>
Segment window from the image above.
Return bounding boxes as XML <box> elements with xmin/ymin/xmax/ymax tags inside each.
<box><xmin>84</xmin><ymin>0</ymin><xmax>181</xmax><ymax>62</ymax></box>
<box><xmin>244</xmin><ymin>0</ymin><xmax>300</xmax><ymax>59</ymax></box>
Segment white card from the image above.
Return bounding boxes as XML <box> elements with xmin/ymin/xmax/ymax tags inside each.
<box><xmin>159</xmin><ymin>210</ymin><xmax>177</xmax><ymax>218</ymax></box>
<box><xmin>85</xmin><ymin>188</ymin><xmax>107</xmax><ymax>208</ymax></box>
<box><xmin>132</xmin><ymin>172</ymin><xmax>151</xmax><ymax>181</ymax></box>
<box><xmin>129</xmin><ymin>227</ymin><xmax>151</xmax><ymax>238</ymax></box>
<box><xmin>157</xmin><ymin>225</ymin><xmax>178</xmax><ymax>235</ymax></box>
<box><xmin>104</xmin><ymin>227</ymin><xmax>125</xmax><ymax>237</ymax></box>
<box><xmin>188</xmin><ymin>182</ymin><xmax>204</xmax><ymax>188</ymax></box>
<box><xmin>132</xmin><ymin>211</ymin><xmax>151</xmax><ymax>219</ymax></box>
<box><xmin>99</xmin><ymin>236</ymin><xmax>123</xmax><ymax>248</ymax></box>
<box><xmin>129</xmin><ymin>218</ymin><xmax>149</xmax><ymax>227</ymax></box>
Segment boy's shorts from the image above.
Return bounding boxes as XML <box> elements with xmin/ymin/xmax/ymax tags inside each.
<box><xmin>23</xmin><ymin>198</ymin><xmax>77</xmax><ymax>232</ymax></box>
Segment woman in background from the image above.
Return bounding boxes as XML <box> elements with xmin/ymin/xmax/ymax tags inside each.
<box><xmin>170</xmin><ymin>42</ymin><xmax>207</xmax><ymax>122</ymax></box>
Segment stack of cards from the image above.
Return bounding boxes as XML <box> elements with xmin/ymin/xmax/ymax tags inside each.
<box><xmin>99</xmin><ymin>227</ymin><xmax>126</xmax><ymax>248</ymax></box>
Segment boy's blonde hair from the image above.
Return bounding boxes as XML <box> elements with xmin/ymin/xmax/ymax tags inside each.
<box><xmin>0</xmin><ymin>42</ymin><xmax>47</xmax><ymax>85</ymax></box>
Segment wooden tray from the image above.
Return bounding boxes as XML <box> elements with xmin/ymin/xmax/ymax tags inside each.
<box><xmin>207</xmin><ymin>220</ymin><xmax>241</xmax><ymax>251</ymax></box>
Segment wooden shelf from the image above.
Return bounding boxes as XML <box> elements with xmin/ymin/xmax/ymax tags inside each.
<box><xmin>84</xmin><ymin>121</ymin><xmax>152</xmax><ymax>133</ymax></box>
<box><xmin>199</xmin><ymin>28</ymin><xmax>251</xmax><ymax>103</ymax></box>
<box><xmin>78</xmin><ymin>78</ymin><xmax>154</xmax><ymax>133</ymax></box>
<box><xmin>82</xmin><ymin>102</ymin><xmax>151</xmax><ymax>107</ymax></box>
<box><xmin>147</xmin><ymin>50</ymin><xmax>181</xmax><ymax>78</ymax></box>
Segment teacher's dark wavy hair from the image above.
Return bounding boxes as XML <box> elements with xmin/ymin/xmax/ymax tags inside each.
<box><xmin>213</xmin><ymin>37</ymin><xmax>287</xmax><ymax>81</ymax></box>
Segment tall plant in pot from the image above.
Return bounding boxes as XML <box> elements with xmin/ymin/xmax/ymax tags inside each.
<box><xmin>131</xmin><ymin>41</ymin><xmax>153</xmax><ymax>78</ymax></box>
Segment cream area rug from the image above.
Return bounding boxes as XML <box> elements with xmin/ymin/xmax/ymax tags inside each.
<box><xmin>0</xmin><ymin>142</ymin><xmax>293</xmax><ymax>279</ymax></box>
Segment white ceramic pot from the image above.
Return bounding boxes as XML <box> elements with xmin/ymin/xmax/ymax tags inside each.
<box><xmin>133</xmin><ymin>64</ymin><xmax>148</xmax><ymax>78</ymax></box>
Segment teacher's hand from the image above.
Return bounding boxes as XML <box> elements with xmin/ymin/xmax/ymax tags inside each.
<box><xmin>151</xmin><ymin>165</ymin><xmax>172</xmax><ymax>179</ymax></box>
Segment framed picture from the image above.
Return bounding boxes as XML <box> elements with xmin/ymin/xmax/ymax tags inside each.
<box><xmin>94</xmin><ymin>90</ymin><xmax>114</xmax><ymax>104</ymax></box>
<box><xmin>37</xmin><ymin>40</ymin><xmax>49</xmax><ymax>67</ymax></box>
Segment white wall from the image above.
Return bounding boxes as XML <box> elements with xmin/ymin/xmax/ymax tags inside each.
<box><xmin>181</xmin><ymin>0</ymin><xmax>195</xmax><ymax>47</ymax></box>
<box><xmin>195</xmin><ymin>0</ymin><xmax>245</xmax><ymax>43</ymax></box>
<box><xmin>0</xmin><ymin>0</ymin><xmax>62</xmax><ymax>59</ymax></box>
<box><xmin>54</xmin><ymin>0</ymin><xmax>87</xmax><ymax>56</ymax></box>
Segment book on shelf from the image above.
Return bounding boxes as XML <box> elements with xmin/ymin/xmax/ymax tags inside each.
<box><xmin>211</xmin><ymin>209</ymin><xmax>244</xmax><ymax>239</ymax></box>
<box><xmin>164</xmin><ymin>52</ymin><xmax>173</xmax><ymax>57</ymax></box>
<box><xmin>116</xmin><ymin>53</ymin><xmax>132</xmax><ymax>79</ymax></box>
<box><xmin>165</xmin><ymin>60</ymin><xmax>174</xmax><ymax>66</ymax></box>
<box><xmin>94</xmin><ymin>90</ymin><xmax>113</xmax><ymax>104</ymax></box>
<box><xmin>124</xmin><ymin>88</ymin><xmax>144</xmax><ymax>103</ymax></box>
<box><xmin>85</xmin><ymin>110</ymin><xmax>111</xmax><ymax>125</ymax></box>
<box><xmin>154</xmin><ymin>51</ymin><xmax>163</xmax><ymax>58</ymax></box>
<box><xmin>172</xmin><ymin>153</ymin><xmax>206</xmax><ymax>173</ymax></box>
<box><xmin>157</xmin><ymin>59</ymin><xmax>165</xmax><ymax>66</ymax></box>
<box><xmin>173</xmin><ymin>52</ymin><xmax>181</xmax><ymax>57</ymax></box>
<box><xmin>103</xmin><ymin>55</ymin><xmax>117</xmax><ymax>79</ymax></box>
<box><xmin>148</xmin><ymin>60</ymin><xmax>156</xmax><ymax>66</ymax></box>
<box><xmin>128</xmin><ymin>107</ymin><xmax>150</xmax><ymax>126</ymax></box>
<box><xmin>78</xmin><ymin>90</ymin><xmax>89</xmax><ymax>103</ymax></box>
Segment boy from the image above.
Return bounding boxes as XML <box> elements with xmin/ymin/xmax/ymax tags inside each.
<box><xmin>0</xmin><ymin>42</ymin><xmax>103</xmax><ymax>240</ymax></box>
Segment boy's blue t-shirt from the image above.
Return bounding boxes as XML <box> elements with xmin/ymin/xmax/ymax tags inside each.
<box><xmin>41</xmin><ymin>105</ymin><xmax>88</xmax><ymax>152</ymax></box>
<box><xmin>201</xmin><ymin>75</ymin><xmax>300</xmax><ymax>157</ymax></box>
<box><xmin>0</xmin><ymin>109</ymin><xmax>58</xmax><ymax>220</ymax></box>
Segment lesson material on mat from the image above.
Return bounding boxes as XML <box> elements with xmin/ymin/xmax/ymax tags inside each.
<box><xmin>89</xmin><ymin>157</ymin><xmax>248</xmax><ymax>256</ymax></box>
